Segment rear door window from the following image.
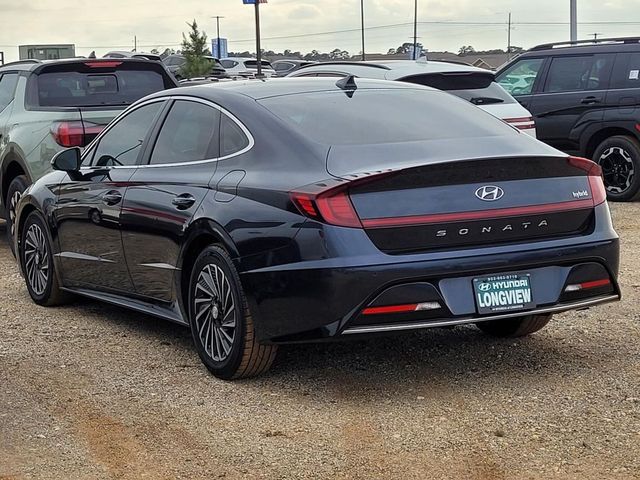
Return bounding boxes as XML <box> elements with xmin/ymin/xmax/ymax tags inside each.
<box><xmin>496</xmin><ymin>58</ymin><xmax>545</xmax><ymax>95</ymax></box>
<box><xmin>35</xmin><ymin>66</ymin><xmax>167</xmax><ymax>107</ymax></box>
<box><xmin>0</xmin><ymin>73</ymin><xmax>19</xmax><ymax>112</ymax></box>
<box><xmin>221</xmin><ymin>60</ymin><xmax>238</xmax><ymax>69</ymax></box>
<box><xmin>610</xmin><ymin>53</ymin><xmax>640</xmax><ymax>89</ymax></box>
<box><xmin>220</xmin><ymin>114</ymin><xmax>250</xmax><ymax>157</ymax></box>
<box><xmin>544</xmin><ymin>55</ymin><xmax>613</xmax><ymax>93</ymax></box>
<box><xmin>149</xmin><ymin>100</ymin><xmax>220</xmax><ymax>165</ymax></box>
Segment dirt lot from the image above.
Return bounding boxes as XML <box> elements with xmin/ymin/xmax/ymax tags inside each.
<box><xmin>0</xmin><ymin>204</ymin><xmax>639</xmax><ymax>480</ymax></box>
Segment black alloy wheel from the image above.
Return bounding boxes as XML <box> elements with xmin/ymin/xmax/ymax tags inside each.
<box><xmin>593</xmin><ymin>136</ymin><xmax>640</xmax><ymax>202</ymax></box>
<box><xmin>20</xmin><ymin>211</ymin><xmax>69</xmax><ymax>306</ymax></box>
<box><xmin>189</xmin><ymin>246</ymin><xmax>277</xmax><ymax>380</ymax></box>
<box><xmin>5</xmin><ymin>175</ymin><xmax>30</xmax><ymax>255</ymax></box>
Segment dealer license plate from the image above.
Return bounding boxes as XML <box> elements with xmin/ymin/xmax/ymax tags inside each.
<box><xmin>473</xmin><ymin>273</ymin><xmax>535</xmax><ymax>315</ymax></box>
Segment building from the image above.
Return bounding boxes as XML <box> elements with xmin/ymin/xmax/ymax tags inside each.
<box><xmin>19</xmin><ymin>44</ymin><xmax>76</xmax><ymax>61</ymax></box>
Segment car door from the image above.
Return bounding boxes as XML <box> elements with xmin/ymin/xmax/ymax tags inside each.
<box><xmin>120</xmin><ymin>98</ymin><xmax>222</xmax><ymax>302</ymax></box>
<box><xmin>528</xmin><ymin>54</ymin><xmax>614</xmax><ymax>151</ymax></box>
<box><xmin>605</xmin><ymin>52</ymin><xmax>640</xmax><ymax>123</ymax></box>
<box><xmin>53</xmin><ymin>100</ymin><xmax>166</xmax><ymax>292</ymax></box>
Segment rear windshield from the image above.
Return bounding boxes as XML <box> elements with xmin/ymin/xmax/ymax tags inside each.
<box><xmin>245</xmin><ymin>60</ymin><xmax>273</xmax><ymax>69</ymax></box>
<box><xmin>401</xmin><ymin>73</ymin><xmax>516</xmax><ymax>105</ymax></box>
<box><xmin>35</xmin><ymin>68</ymin><xmax>166</xmax><ymax>107</ymax></box>
<box><xmin>259</xmin><ymin>89</ymin><xmax>514</xmax><ymax>145</ymax></box>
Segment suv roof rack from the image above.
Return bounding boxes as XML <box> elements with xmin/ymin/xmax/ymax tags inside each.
<box><xmin>0</xmin><ymin>59</ymin><xmax>42</xmax><ymax>68</ymax></box>
<box><xmin>531</xmin><ymin>36</ymin><xmax>640</xmax><ymax>51</ymax></box>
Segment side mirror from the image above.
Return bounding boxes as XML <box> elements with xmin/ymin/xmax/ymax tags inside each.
<box><xmin>51</xmin><ymin>147</ymin><xmax>82</xmax><ymax>172</ymax></box>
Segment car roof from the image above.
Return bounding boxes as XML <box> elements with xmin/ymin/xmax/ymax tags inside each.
<box><xmin>0</xmin><ymin>57</ymin><xmax>160</xmax><ymax>73</ymax></box>
<box><xmin>291</xmin><ymin>60</ymin><xmax>493</xmax><ymax>79</ymax></box>
<box><xmin>148</xmin><ymin>77</ymin><xmax>429</xmax><ymax>101</ymax></box>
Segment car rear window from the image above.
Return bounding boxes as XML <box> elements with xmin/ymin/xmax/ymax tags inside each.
<box><xmin>245</xmin><ymin>60</ymin><xmax>273</xmax><ymax>69</ymax></box>
<box><xmin>401</xmin><ymin>73</ymin><xmax>516</xmax><ymax>105</ymax></box>
<box><xmin>259</xmin><ymin>88</ymin><xmax>513</xmax><ymax>145</ymax></box>
<box><xmin>34</xmin><ymin>65</ymin><xmax>167</xmax><ymax>107</ymax></box>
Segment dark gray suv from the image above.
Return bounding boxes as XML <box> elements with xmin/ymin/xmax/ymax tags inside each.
<box><xmin>0</xmin><ymin>58</ymin><xmax>177</xmax><ymax>249</ymax></box>
<box><xmin>497</xmin><ymin>37</ymin><xmax>640</xmax><ymax>201</ymax></box>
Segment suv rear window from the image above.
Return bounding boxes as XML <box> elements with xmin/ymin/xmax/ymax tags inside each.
<box><xmin>33</xmin><ymin>63</ymin><xmax>169</xmax><ymax>108</ymax></box>
<box><xmin>259</xmin><ymin>89</ymin><xmax>512</xmax><ymax>145</ymax></box>
<box><xmin>244</xmin><ymin>60</ymin><xmax>273</xmax><ymax>69</ymax></box>
<box><xmin>401</xmin><ymin>73</ymin><xmax>515</xmax><ymax>105</ymax></box>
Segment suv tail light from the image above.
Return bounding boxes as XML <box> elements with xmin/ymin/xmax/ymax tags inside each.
<box><xmin>504</xmin><ymin>116</ymin><xmax>535</xmax><ymax>131</ymax></box>
<box><xmin>568</xmin><ymin>156</ymin><xmax>607</xmax><ymax>206</ymax></box>
<box><xmin>51</xmin><ymin>121</ymin><xmax>105</xmax><ymax>148</ymax></box>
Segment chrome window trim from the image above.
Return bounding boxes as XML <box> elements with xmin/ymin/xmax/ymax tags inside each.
<box><xmin>80</xmin><ymin>95</ymin><xmax>254</xmax><ymax>170</ymax></box>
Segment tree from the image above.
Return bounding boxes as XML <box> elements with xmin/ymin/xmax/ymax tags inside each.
<box><xmin>458</xmin><ymin>45</ymin><xmax>476</xmax><ymax>55</ymax></box>
<box><xmin>180</xmin><ymin>20</ymin><xmax>212</xmax><ymax>79</ymax></box>
<box><xmin>387</xmin><ymin>48</ymin><xmax>397</xmax><ymax>55</ymax></box>
<box><xmin>396</xmin><ymin>42</ymin><xmax>424</xmax><ymax>56</ymax></box>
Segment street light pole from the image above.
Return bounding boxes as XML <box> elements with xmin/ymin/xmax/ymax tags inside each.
<box><xmin>412</xmin><ymin>0</ymin><xmax>418</xmax><ymax>60</ymax></box>
<box><xmin>255</xmin><ymin>1</ymin><xmax>263</xmax><ymax>76</ymax></box>
<box><xmin>570</xmin><ymin>0</ymin><xmax>578</xmax><ymax>42</ymax></box>
<box><xmin>360</xmin><ymin>0</ymin><xmax>366</xmax><ymax>61</ymax></box>
<box><xmin>212</xmin><ymin>16</ymin><xmax>225</xmax><ymax>58</ymax></box>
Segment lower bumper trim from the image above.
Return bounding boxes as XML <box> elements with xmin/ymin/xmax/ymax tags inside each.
<box><xmin>341</xmin><ymin>294</ymin><xmax>620</xmax><ymax>335</ymax></box>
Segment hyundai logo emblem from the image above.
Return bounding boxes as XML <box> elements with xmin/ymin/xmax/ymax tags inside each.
<box><xmin>478</xmin><ymin>283</ymin><xmax>492</xmax><ymax>292</ymax></box>
<box><xmin>475</xmin><ymin>185</ymin><xmax>505</xmax><ymax>202</ymax></box>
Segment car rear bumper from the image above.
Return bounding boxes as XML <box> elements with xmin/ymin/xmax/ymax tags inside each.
<box><xmin>240</xmin><ymin>233</ymin><xmax>621</xmax><ymax>344</ymax></box>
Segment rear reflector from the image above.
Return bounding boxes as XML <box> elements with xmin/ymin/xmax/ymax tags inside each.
<box><xmin>564</xmin><ymin>278</ymin><xmax>611</xmax><ymax>292</ymax></box>
<box><xmin>51</xmin><ymin>121</ymin><xmax>105</xmax><ymax>148</ymax></box>
<box><xmin>362</xmin><ymin>302</ymin><xmax>441</xmax><ymax>315</ymax></box>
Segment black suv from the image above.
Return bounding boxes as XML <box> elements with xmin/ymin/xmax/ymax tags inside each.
<box><xmin>497</xmin><ymin>37</ymin><xmax>640</xmax><ymax>201</ymax></box>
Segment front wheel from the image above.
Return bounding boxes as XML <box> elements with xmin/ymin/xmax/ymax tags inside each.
<box><xmin>20</xmin><ymin>211</ymin><xmax>70</xmax><ymax>306</ymax></box>
<box><xmin>476</xmin><ymin>314</ymin><xmax>553</xmax><ymax>338</ymax></box>
<box><xmin>189</xmin><ymin>245</ymin><xmax>278</xmax><ymax>380</ymax></box>
<box><xmin>593</xmin><ymin>135</ymin><xmax>640</xmax><ymax>202</ymax></box>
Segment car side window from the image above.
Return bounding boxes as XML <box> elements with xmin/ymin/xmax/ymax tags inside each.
<box><xmin>0</xmin><ymin>73</ymin><xmax>19</xmax><ymax>112</ymax></box>
<box><xmin>274</xmin><ymin>62</ymin><xmax>293</xmax><ymax>72</ymax></box>
<box><xmin>611</xmin><ymin>53</ymin><xmax>640</xmax><ymax>89</ymax></box>
<box><xmin>221</xmin><ymin>60</ymin><xmax>237</xmax><ymax>69</ymax></box>
<box><xmin>89</xmin><ymin>101</ymin><xmax>163</xmax><ymax>167</ymax></box>
<box><xmin>220</xmin><ymin>113</ymin><xmax>250</xmax><ymax>157</ymax></box>
<box><xmin>496</xmin><ymin>58</ymin><xmax>544</xmax><ymax>96</ymax></box>
<box><xmin>544</xmin><ymin>55</ymin><xmax>612</xmax><ymax>93</ymax></box>
<box><xmin>149</xmin><ymin>100</ymin><xmax>220</xmax><ymax>165</ymax></box>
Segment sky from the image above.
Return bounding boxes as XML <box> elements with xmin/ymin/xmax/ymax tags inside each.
<box><xmin>1</xmin><ymin>0</ymin><xmax>639</xmax><ymax>62</ymax></box>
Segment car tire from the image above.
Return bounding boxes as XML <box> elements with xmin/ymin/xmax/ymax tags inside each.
<box><xmin>5</xmin><ymin>175</ymin><xmax>30</xmax><ymax>255</ymax></box>
<box><xmin>20</xmin><ymin>211</ymin><xmax>70</xmax><ymax>306</ymax></box>
<box><xmin>189</xmin><ymin>245</ymin><xmax>278</xmax><ymax>380</ymax></box>
<box><xmin>593</xmin><ymin>135</ymin><xmax>640</xmax><ymax>202</ymax></box>
<box><xmin>476</xmin><ymin>314</ymin><xmax>553</xmax><ymax>338</ymax></box>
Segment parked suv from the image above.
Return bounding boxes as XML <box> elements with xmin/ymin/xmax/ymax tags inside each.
<box><xmin>289</xmin><ymin>60</ymin><xmax>537</xmax><ymax>136</ymax></box>
<box><xmin>0</xmin><ymin>58</ymin><xmax>177</xmax><ymax>248</ymax></box>
<box><xmin>497</xmin><ymin>37</ymin><xmax>640</xmax><ymax>201</ymax></box>
<box><xmin>162</xmin><ymin>54</ymin><xmax>227</xmax><ymax>80</ymax></box>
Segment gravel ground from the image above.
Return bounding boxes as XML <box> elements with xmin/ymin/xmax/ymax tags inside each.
<box><xmin>0</xmin><ymin>203</ymin><xmax>639</xmax><ymax>480</ymax></box>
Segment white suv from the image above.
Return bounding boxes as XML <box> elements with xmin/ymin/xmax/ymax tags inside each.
<box><xmin>220</xmin><ymin>57</ymin><xmax>276</xmax><ymax>78</ymax></box>
<box><xmin>288</xmin><ymin>60</ymin><xmax>537</xmax><ymax>137</ymax></box>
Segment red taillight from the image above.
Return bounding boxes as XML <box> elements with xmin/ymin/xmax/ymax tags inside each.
<box><xmin>291</xmin><ymin>188</ymin><xmax>362</xmax><ymax>228</ymax></box>
<box><xmin>51</xmin><ymin>121</ymin><xmax>105</xmax><ymax>148</ymax></box>
<box><xmin>84</xmin><ymin>61</ymin><xmax>123</xmax><ymax>68</ymax></box>
<box><xmin>568</xmin><ymin>156</ymin><xmax>607</xmax><ymax>206</ymax></box>
<box><xmin>505</xmin><ymin>116</ymin><xmax>535</xmax><ymax>131</ymax></box>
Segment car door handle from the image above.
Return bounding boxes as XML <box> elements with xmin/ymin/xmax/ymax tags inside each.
<box><xmin>101</xmin><ymin>190</ymin><xmax>122</xmax><ymax>206</ymax></box>
<box><xmin>172</xmin><ymin>194</ymin><xmax>196</xmax><ymax>210</ymax></box>
<box><xmin>581</xmin><ymin>96</ymin><xmax>601</xmax><ymax>105</ymax></box>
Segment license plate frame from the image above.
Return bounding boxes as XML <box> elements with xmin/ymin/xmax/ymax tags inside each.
<box><xmin>473</xmin><ymin>273</ymin><xmax>535</xmax><ymax>315</ymax></box>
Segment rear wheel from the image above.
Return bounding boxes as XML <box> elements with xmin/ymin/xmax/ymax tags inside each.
<box><xmin>593</xmin><ymin>135</ymin><xmax>640</xmax><ymax>202</ymax></box>
<box><xmin>189</xmin><ymin>245</ymin><xmax>277</xmax><ymax>380</ymax></box>
<box><xmin>476</xmin><ymin>314</ymin><xmax>553</xmax><ymax>338</ymax></box>
<box><xmin>20</xmin><ymin>211</ymin><xmax>70</xmax><ymax>306</ymax></box>
<box><xmin>5</xmin><ymin>175</ymin><xmax>30</xmax><ymax>255</ymax></box>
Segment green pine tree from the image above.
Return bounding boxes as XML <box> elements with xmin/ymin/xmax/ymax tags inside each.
<box><xmin>180</xmin><ymin>20</ymin><xmax>212</xmax><ymax>79</ymax></box>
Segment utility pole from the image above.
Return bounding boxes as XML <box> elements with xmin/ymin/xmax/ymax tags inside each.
<box><xmin>360</xmin><ymin>0</ymin><xmax>366</xmax><ymax>61</ymax></box>
<box><xmin>591</xmin><ymin>32</ymin><xmax>601</xmax><ymax>40</ymax></box>
<box><xmin>134</xmin><ymin>35</ymin><xmax>137</xmax><ymax>52</ymax></box>
<box><xmin>570</xmin><ymin>0</ymin><xmax>578</xmax><ymax>42</ymax></box>
<box><xmin>255</xmin><ymin>1</ymin><xmax>263</xmax><ymax>77</ymax></box>
<box><xmin>507</xmin><ymin>12</ymin><xmax>512</xmax><ymax>60</ymax></box>
<box><xmin>212</xmin><ymin>16</ymin><xmax>225</xmax><ymax>58</ymax></box>
<box><xmin>412</xmin><ymin>0</ymin><xmax>418</xmax><ymax>60</ymax></box>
